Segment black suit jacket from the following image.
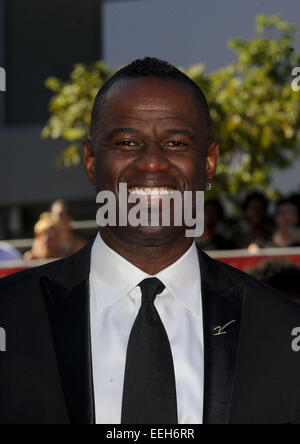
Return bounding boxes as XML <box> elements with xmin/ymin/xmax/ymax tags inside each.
<box><xmin>0</xmin><ymin>242</ymin><xmax>300</xmax><ymax>424</ymax></box>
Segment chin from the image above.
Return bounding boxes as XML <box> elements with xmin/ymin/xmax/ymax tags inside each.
<box><xmin>113</xmin><ymin>225</ymin><xmax>185</xmax><ymax>247</ymax></box>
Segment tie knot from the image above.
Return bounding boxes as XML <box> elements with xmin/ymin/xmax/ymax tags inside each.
<box><xmin>139</xmin><ymin>278</ymin><xmax>165</xmax><ymax>305</ymax></box>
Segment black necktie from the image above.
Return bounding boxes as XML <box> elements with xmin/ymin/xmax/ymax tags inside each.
<box><xmin>121</xmin><ymin>278</ymin><xmax>178</xmax><ymax>424</ymax></box>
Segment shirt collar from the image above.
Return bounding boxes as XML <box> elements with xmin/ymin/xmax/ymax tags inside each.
<box><xmin>90</xmin><ymin>233</ymin><xmax>201</xmax><ymax>315</ymax></box>
<box><xmin>156</xmin><ymin>242</ymin><xmax>201</xmax><ymax>315</ymax></box>
<box><xmin>90</xmin><ymin>234</ymin><xmax>148</xmax><ymax>310</ymax></box>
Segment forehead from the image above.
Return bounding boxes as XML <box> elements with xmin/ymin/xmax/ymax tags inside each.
<box><xmin>247</xmin><ymin>198</ymin><xmax>265</xmax><ymax>207</ymax></box>
<box><xmin>100</xmin><ymin>77</ymin><xmax>205</xmax><ymax>129</ymax></box>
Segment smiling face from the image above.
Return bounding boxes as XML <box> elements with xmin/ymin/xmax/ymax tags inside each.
<box><xmin>276</xmin><ymin>203</ymin><xmax>300</xmax><ymax>230</ymax></box>
<box><xmin>83</xmin><ymin>76</ymin><xmax>219</xmax><ymax>247</ymax></box>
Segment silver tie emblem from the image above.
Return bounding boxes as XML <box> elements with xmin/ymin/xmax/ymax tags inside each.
<box><xmin>213</xmin><ymin>320</ymin><xmax>236</xmax><ymax>336</ymax></box>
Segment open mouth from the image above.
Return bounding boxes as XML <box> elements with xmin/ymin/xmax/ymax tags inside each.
<box><xmin>128</xmin><ymin>186</ymin><xmax>178</xmax><ymax>196</ymax></box>
<box><xmin>127</xmin><ymin>186</ymin><xmax>181</xmax><ymax>213</ymax></box>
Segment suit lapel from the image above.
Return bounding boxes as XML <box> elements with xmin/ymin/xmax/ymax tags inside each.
<box><xmin>40</xmin><ymin>244</ymin><xmax>95</xmax><ymax>424</ymax></box>
<box><xmin>201</xmin><ymin>279</ymin><xmax>246</xmax><ymax>424</ymax></box>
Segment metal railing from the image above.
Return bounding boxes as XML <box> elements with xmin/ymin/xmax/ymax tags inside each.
<box><xmin>1</xmin><ymin>246</ymin><xmax>300</xmax><ymax>277</ymax></box>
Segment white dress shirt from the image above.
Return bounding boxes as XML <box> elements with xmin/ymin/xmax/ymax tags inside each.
<box><xmin>89</xmin><ymin>234</ymin><xmax>204</xmax><ymax>424</ymax></box>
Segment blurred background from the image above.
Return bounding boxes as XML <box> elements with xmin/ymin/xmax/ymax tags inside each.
<box><xmin>1</xmin><ymin>0</ymin><xmax>300</xmax><ymax>299</ymax></box>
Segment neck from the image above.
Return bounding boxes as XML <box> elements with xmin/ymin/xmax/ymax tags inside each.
<box><xmin>99</xmin><ymin>228</ymin><xmax>194</xmax><ymax>275</ymax></box>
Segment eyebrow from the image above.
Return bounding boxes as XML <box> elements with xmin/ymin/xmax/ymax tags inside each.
<box><xmin>106</xmin><ymin>128</ymin><xmax>141</xmax><ymax>140</ymax></box>
<box><xmin>105</xmin><ymin>127</ymin><xmax>196</xmax><ymax>141</ymax></box>
<box><xmin>164</xmin><ymin>129</ymin><xmax>196</xmax><ymax>140</ymax></box>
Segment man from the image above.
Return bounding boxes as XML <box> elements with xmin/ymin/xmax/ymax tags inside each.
<box><xmin>1</xmin><ymin>58</ymin><xmax>300</xmax><ymax>425</ymax></box>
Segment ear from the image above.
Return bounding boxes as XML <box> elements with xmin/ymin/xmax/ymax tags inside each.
<box><xmin>206</xmin><ymin>139</ymin><xmax>220</xmax><ymax>182</ymax></box>
<box><xmin>82</xmin><ymin>139</ymin><xmax>96</xmax><ymax>185</ymax></box>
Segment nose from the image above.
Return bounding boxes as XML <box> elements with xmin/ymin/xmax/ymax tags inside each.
<box><xmin>133</xmin><ymin>141</ymin><xmax>170</xmax><ymax>173</ymax></box>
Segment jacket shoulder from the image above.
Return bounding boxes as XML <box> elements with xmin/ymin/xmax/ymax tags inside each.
<box><xmin>0</xmin><ymin>258</ymin><xmax>66</xmax><ymax>293</ymax></box>
<box><xmin>0</xmin><ymin>242</ymin><xmax>92</xmax><ymax>296</ymax></box>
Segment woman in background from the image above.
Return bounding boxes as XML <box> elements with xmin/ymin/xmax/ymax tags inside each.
<box><xmin>24</xmin><ymin>212</ymin><xmax>59</xmax><ymax>260</ymax></box>
<box><xmin>272</xmin><ymin>198</ymin><xmax>300</xmax><ymax>247</ymax></box>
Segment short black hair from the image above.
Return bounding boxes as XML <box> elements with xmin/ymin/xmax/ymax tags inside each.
<box><xmin>276</xmin><ymin>197</ymin><xmax>300</xmax><ymax>216</ymax></box>
<box><xmin>90</xmin><ymin>57</ymin><xmax>211</xmax><ymax>145</ymax></box>
<box><xmin>243</xmin><ymin>192</ymin><xmax>269</xmax><ymax>212</ymax></box>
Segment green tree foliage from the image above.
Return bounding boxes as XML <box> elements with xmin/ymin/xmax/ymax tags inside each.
<box><xmin>42</xmin><ymin>61</ymin><xmax>112</xmax><ymax>168</ymax></box>
<box><xmin>43</xmin><ymin>15</ymin><xmax>300</xmax><ymax>200</ymax></box>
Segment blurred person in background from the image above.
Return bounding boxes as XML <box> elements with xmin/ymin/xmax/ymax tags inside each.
<box><xmin>272</xmin><ymin>198</ymin><xmax>300</xmax><ymax>247</ymax></box>
<box><xmin>24</xmin><ymin>212</ymin><xmax>59</xmax><ymax>260</ymax></box>
<box><xmin>235</xmin><ymin>192</ymin><xmax>272</xmax><ymax>250</ymax></box>
<box><xmin>196</xmin><ymin>199</ymin><xmax>234</xmax><ymax>250</ymax></box>
<box><xmin>50</xmin><ymin>199</ymin><xmax>87</xmax><ymax>257</ymax></box>
<box><xmin>0</xmin><ymin>242</ymin><xmax>22</xmax><ymax>262</ymax></box>
<box><xmin>249</xmin><ymin>259</ymin><xmax>300</xmax><ymax>303</ymax></box>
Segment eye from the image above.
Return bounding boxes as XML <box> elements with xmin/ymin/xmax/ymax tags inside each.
<box><xmin>169</xmin><ymin>141</ymin><xmax>186</xmax><ymax>146</ymax></box>
<box><xmin>115</xmin><ymin>140</ymin><xmax>142</xmax><ymax>150</ymax></box>
<box><xmin>163</xmin><ymin>140</ymin><xmax>188</xmax><ymax>150</ymax></box>
<box><xmin>117</xmin><ymin>140</ymin><xmax>137</xmax><ymax>146</ymax></box>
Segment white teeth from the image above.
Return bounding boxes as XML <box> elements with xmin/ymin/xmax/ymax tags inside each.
<box><xmin>128</xmin><ymin>187</ymin><xmax>176</xmax><ymax>196</ymax></box>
